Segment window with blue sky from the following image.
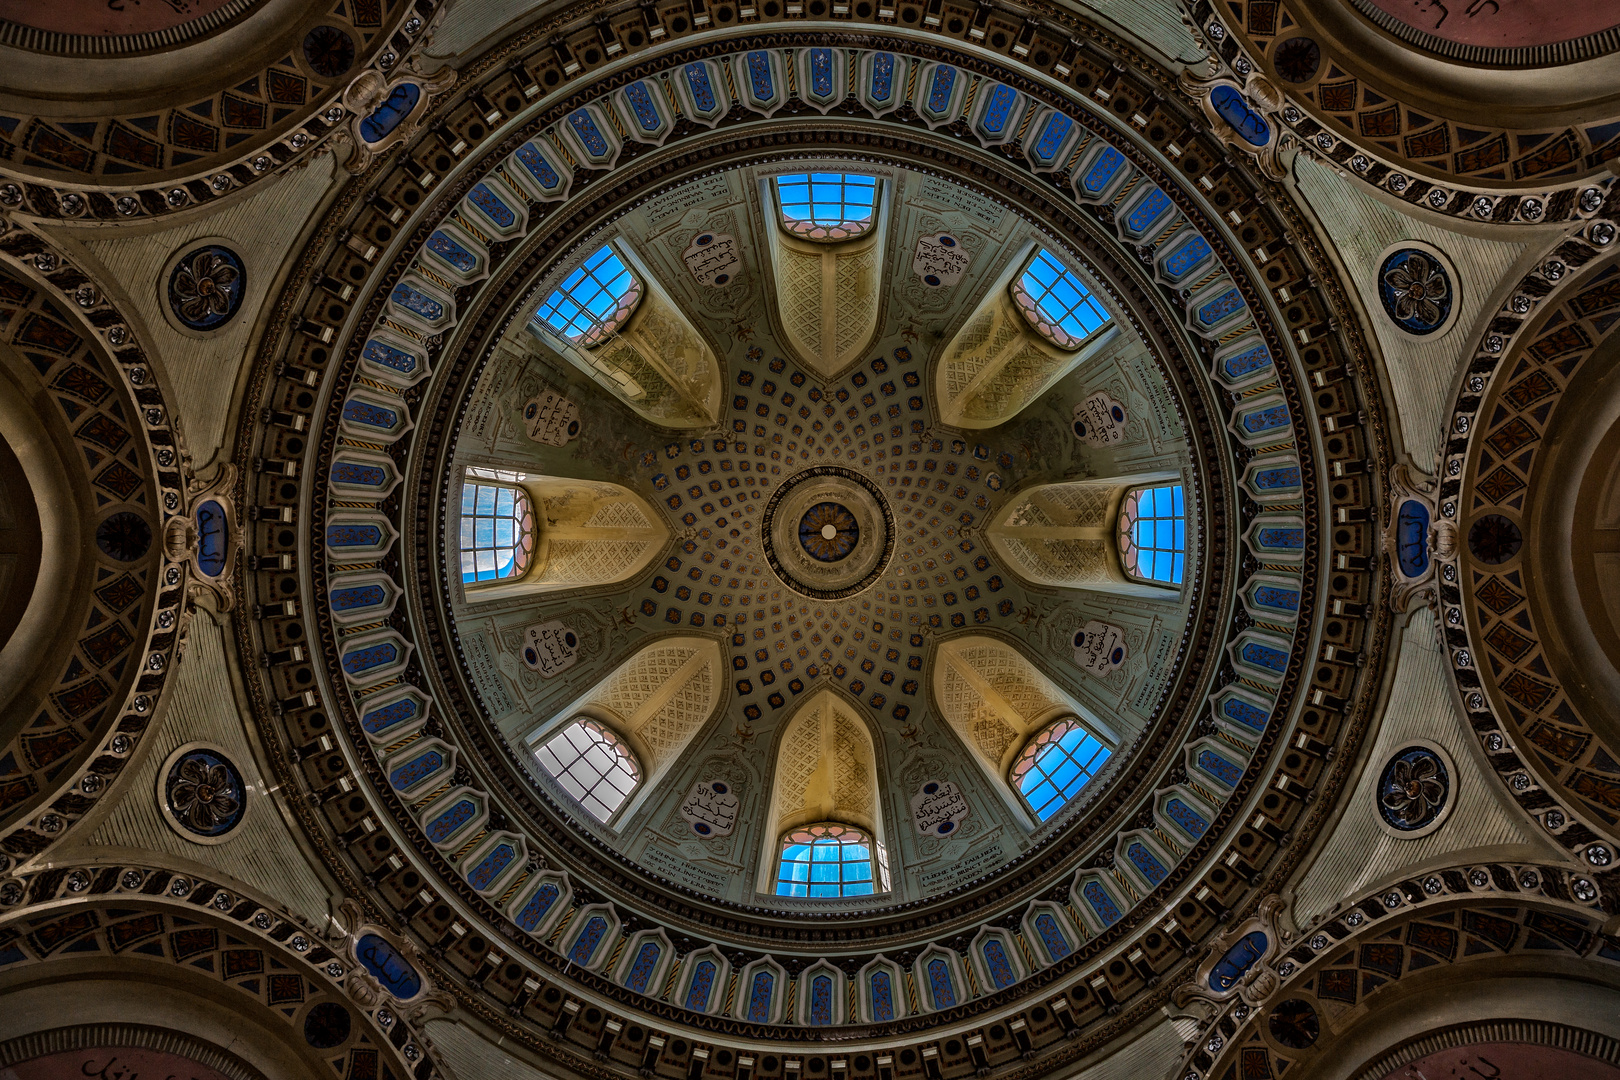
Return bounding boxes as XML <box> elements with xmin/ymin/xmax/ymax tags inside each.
<box><xmin>1118</xmin><ymin>483</ymin><xmax>1186</xmax><ymax>585</ymax></box>
<box><xmin>535</xmin><ymin>718</ymin><xmax>641</xmax><ymax>822</ymax></box>
<box><xmin>1011</xmin><ymin>248</ymin><xmax>1112</xmax><ymax>349</ymax></box>
<box><xmin>774</xmin><ymin>173</ymin><xmax>879</xmax><ymax>242</ymax></box>
<box><xmin>1009</xmin><ymin>718</ymin><xmax>1111</xmax><ymax>822</ymax></box>
<box><xmin>460</xmin><ymin>481</ymin><xmax>534</xmax><ymax>584</ymax></box>
<box><xmin>775</xmin><ymin>823</ymin><xmax>888</xmax><ymax>897</ymax></box>
<box><xmin>533</xmin><ymin>244</ymin><xmax>642</xmax><ymax>346</ymax></box>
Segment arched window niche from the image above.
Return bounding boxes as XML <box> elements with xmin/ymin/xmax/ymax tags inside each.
<box><xmin>987</xmin><ymin>472</ymin><xmax>1187</xmax><ymax>598</ymax></box>
<box><xmin>524</xmin><ymin>239</ymin><xmax>721</xmax><ymax>429</ymax></box>
<box><xmin>933</xmin><ymin>636</ymin><xmax>1118</xmax><ymax>828</ymax></box>
<box><xmin>936</xmin><ymin>241</ymin><xmax>1119</xmax><ymax>429</ymax></box>
<box><xmin>458</xmin><ymin>467</ymin><xmax>668</xmax><ymax>604</ymax></box>
<box><xmin>762</xmin><ymin>169</ymin><xmax>889</xmax><ymax>379</ymax></box>
<box><xmin>523</xmin><ymin>637</ymin><xmax>723</xmax><ymax>828</ymax></box>
<box><xmin>756</xmin><ymin>687</ymin><xmax>892</xmax><ymax>898</ymax></box>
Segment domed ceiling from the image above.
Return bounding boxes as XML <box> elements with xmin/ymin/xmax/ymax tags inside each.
<box><xmin>213</xmin><ymin>7</ymin><xmax>1399</xmax><ymax>1071</ymax></box>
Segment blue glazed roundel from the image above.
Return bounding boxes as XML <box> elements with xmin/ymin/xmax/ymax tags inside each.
<box><xmin>356</xmin><ymin>932</ymin><xmax>424</xmax><ymax>999</ymax></box>
<box><xmin>195</xmin><ymin>499</ymin><xmax>229</xmax><ymax>577</ymax></box>
<box><xmin>167</xmin><ymin>245</ymin><xmax>246</xmax><ymax>332</ymax></box>
<box><xmin>1378</xmin><ymin>248</ymin><xmax>1454</xmax><ymax>336</ymax></box>
<box><xmin>163</xmin><ymin>747</ymin><xmax>247</xmax><ymax>838</ymax></box>
<box><xmin>1377</xmin><ymin>745</ymin><xmax>1450</xmax><ymax>831</ymax></box>
<box><xmin>1209</xmin><ymin>84</ymin><xmax>1270</xmax><ymax>148</ymax></box>
<box><xmin>1395</xmin><ymin>499</ymin><xmax>1430</xmax><ymax>578</ymax></box>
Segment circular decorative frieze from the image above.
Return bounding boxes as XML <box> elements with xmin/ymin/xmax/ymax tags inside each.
<box><xmin>164</xmin><ymin>243</ymin><xmax>246</xmax><ymax>334</ymax></box>
<box><xmin>1375</xmin><ymin>740</ymin><xmax>1456</xmax><ymax>838</ymax></box>
<box><xmin>762</xmin><ymin>467</ymin><xmax>894</xmax><ymax>600</ymax></box>
<box><xmin>1376</xmin><ymin>243</ymin><xmax>1459</xmax><ymax>339</ymax></box>
<box><xmin>157</xmin><ymin>743</ymin><xmax>247</xmax><ymax>843</ymax></box>
<box><xmin>95</xmin><ymin>510</ymin><xmax>152</xmax><ymax>562</ymax></box>
<box><xmin>1467</xmin><ymin>513</ymin><xmax>1523</xmax><ymax>565</ymax></box>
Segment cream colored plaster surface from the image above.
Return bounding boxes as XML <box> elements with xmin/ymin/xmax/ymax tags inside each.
<box><xmin>76</xmin><ymin>158</ymin><xmax>337</xmax><ymax>468</ymax></box>
<box><xmin>426</xmin><ymin>1018</ymin><xmax>555</xmax><ymax>1080</ymax></box>
<box><xmin>1289</xmin><ymin>607</ymin><xmax>1562</xmax><ymax>927</ymax></box>
<box><xmin>1294</xmin><ymin>157</ymin><xmax>1528</xmax><ymax>467</ymax></box>
<box><xmin>74</xmin><ymin>613</ymin><xmax>335</xmax><ymax>925</ymax></box>
<box><xmin>1070</xmin><ymin>1014</ymin><xmax>1186</xmax><ymax>1080</ymax></box>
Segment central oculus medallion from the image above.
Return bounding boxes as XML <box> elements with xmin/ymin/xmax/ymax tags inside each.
<box><xmin>763</xmin><ymin>467</ymin><xmax>893</xmax><ymax>599</ymax></box>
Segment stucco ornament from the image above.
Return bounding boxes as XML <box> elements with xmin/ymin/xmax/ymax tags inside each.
<box><xmin>1382</xmin><ymin>463</ymin><xmax>1453</xmax><ymax>612</ymax></box>
<box><xmin>1172</xmin><ymin>894</ymin><xmax>1290</xmax><ymax>1014</ymax></box>
<box><xmin>339</xmin><ymin>64</ymin><xmax>456</xmax><ymax>172</ymax></box>
<box><xmin>1177</xmin><ymin>28</ymin><xmax>1294</xmax><ymax>179</ymax></box>
<box><xmin>334</xmin><ymin>899</ymin><xmax>455</xmax><ymax>1017</ymax></box>
<box><xmin>1383</xmin><ymin>254</ymin><xmax>1447</xmax><ymax>325</ymax></box>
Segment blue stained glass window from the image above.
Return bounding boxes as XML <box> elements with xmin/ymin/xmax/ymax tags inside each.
<box><xmin>460</xmin><ymin>481</ymin><xmax>534</xmax><ymax>583</ymax></box>
<box><xmin>1009</xmin><ymin>717</ymin><xmax>1111</xmax><ymax>822</ymax></box>
<box><xmin>774</xmin><ymin>822</ymin><xmax>880</xmax><ymax>898</ymax></box>
<box><xmin>1118</xmin><ymin>483</ymin><xmax>1186</xmax><ymax>585</ymax></box>
<box><xmin>534</xmin><ymin>244</ymin><xmax>643</xmax><ymax>346</ymax></box>
<box><xmin>535</xmin><ymin>718</ymin><xmax>641</xmax><ymax>822</ymax></box>
<box><xmin>775</xmin><ymin>173</ymin><xmax>879</xmax><ymax>242</ymax></box>
<box><xmin>1011</xmin><ymin>248</ymin><xmax>1112</xmax><ymax>350</ymax></box>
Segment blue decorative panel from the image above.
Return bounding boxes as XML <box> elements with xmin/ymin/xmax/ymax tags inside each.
<box><xmin>1252</xmin><ymin>585</ymin><xmax>1300</xmax><ymax>613</ymax></box>
<box><xmin>468</xmin><ymin>183</ymin><xmax>516</xmax><ymax>229</ymax></box>
<box><xmin>684</xmin><ymin>63</ymin><xmax>716</xmax><ymax>111</ymax></box>
<box><xmin>568</xmin><ymin>915</ymin><xmax>609</xmax><ymax>965</ymax></box>
<box><xmin>1240</xmin><ymin>640</ymin><xmax>1288</xmax><ymax>673</ymax></box>
<box><xmin>745</xmin><ymin>971</ymin><xmax>774</xmax><ymax>1022</ymax></box>
<box><xmin>342</xmin><ymin>640</ymin><xmax>398</xmax><ymax>676</ymax></box>
<box><xmin>1124</xmin><ymin>187</ymin><xmax>1171</xmax><ymax>235</ymax></box>
<box><xmin>1079</xmin><ymin>146</ymin><xmax>1126</xmax><ymax>197</ymax></box>
<box><xmin>625</xmin><ymin>81</ymin><xmax>662</xmax><ymax>132</ymax></box>
<box><xmin>331</xmin><ymin>461</ymin><xmax>386</xmax><ymax>488</ymax></box>
<box><xmin>195</xmin><ymin>500</ymin><xmax>228</xmax><ymax>577</ymax></box>
<box><xmin>982</xmin><ymin>940</ymin><xmax>1016</xmax><ymax>989</ymax></box>
<box><xmin>361</xmin><ymin>695</ymin><xmax>418</xmax><ymax>737</ymax></box>
<box><xmin>1208</xmin><ymin>931</ymin><xmax>1268</xmax><ymax>992</ymax></box>
<box><xmin>342</xmin><ymin>399</ymin><xmax>400</xmax><ymax>432</ymax></box>
<box><xmin>808</xmin><ymin>48</ymin><xmax>834</xmax><ymax>98</ymax></box>
<box><xmin>625</xmin><ymin>942</ymin><xmax>661</xmax><ymax>993</ymax></box>
<box><xmin>869</xmin><ymin>971</ymin><xmax>894</xmax><ymax>1021</ymax></box>
<box><xmin>389</xmin><ymin>748</ymin><xmax>443</xmax><ymax>792</ymax></box>
<box><xmin>684</xmin><ymin>960</ymin><xmax>717</xmax><ymax>1012</ymax></box>
<box><xmin>359</xmin><ymin>82</ymin><xmax>420</xmax><ymax>143</ymax></box>
<box><xmin>809</xmin><ymin>973</ymin><xmax>834</xmax><ymax>1025</ymax></box>
<box><xmin>356</xmin><ymin>934</ymin><xmax>423</xmax><ymax>999</ymax></box>
<box><xmin>1220</xmin><ymin>342</ymin><xmax>1273</xmax><ymax>382</ymax></box>
<box><xmin>567</xmin><ymin>109</ymin><xmax>610</xmax><ymax>157</ymax></box>
<box><xmin>425</xmin><ymin>798</ymin><xmax>477</xmax><ymax>844</ymax></box>
<box><xmin>1034</xmin><ymin>913</ymin><xmax>1071</xmax><ymax>960</ymax></box>
<box><xmin>427</xmin><ymin>230</ymin><xmax>478</xmax><ymax>273</ymax></box>
<box><xmin>1255</xmin><ymin>525</ymin><xmax>1303</xmax><ymax>549</ymax></box>
<box><xmin>926</xmin><ymin>65</ymin><xmax>956</xmax><ymax>113</ymax></box>
<box><xmin>1126</xmin><ymin>841</ymin><xmax>1168</xmax><ymax>885</ymax></box>
<box><xmin>745</xmin><ymin>51</ymin><xmax>773</xmax><ymax>100</ymax></box>
<box><xmin>1397</xmin><ymin>499</ymin><xmax>1430</xmax><ymax>578</ymax></box>
<box><xmin>1162</xmin><ymin>234</ymin><xmax>1212</xmax><ymax>280</ymax></box>
<box><xmin>1239</xmin><ymin>402</ymin><xmax>1291</xmax><ymax>437</ymax></box>
<box><xmin>1030</xmin><ymin>111</ymin><xmax>1073</xmax><ymax>163</ymax></box>
<box><xmin>869</xmin><ymin>53</ymin><xmax>896</xmax><ymax>104</ymax></box>
<box><xmin>926</xmin><ymin>958</ymin><xmax>956</xmax><ymax>1009</ymax></box>
<box><xmin>1165</xmin><ymin>798</ymin><xmax>1209</xmax><ymax>838</ymax></box>
<box><xmin>1083</xmin><ymin>881</ymin><xmax>1122</xmax><ymax>926</ymax></box>
<box><xmin>1197</xmin><ymin>748</ymin><xmax>1243</xmax><ymax>787</ymax></box>
<box><xmin>514</xmin><ymin>883</ymin><xmax>560</xmax><ymax>933</ymax></box>
<box><xmin>978</xmin><ymin>84</ymin><xmax>1017</xmax><ymax>136</ymax></box>
<box><xmin>1195</xmin><ymin>287</ymin><xmax>1245</xmax><ymax>329</ymax></box>
<box><xmin>1221</xmin><ymin>697</ymin><xmax>1269</xmax><ymax>734</ymax></box>
<box><xmin>1251</xmin><ymin>465</ymin><xmax>1301</xmax><ymax>492</ymax></box>
<box><xmin>330</xmin><ymin>583</ymin><xmax>386</xmax><ymax>612</ymax></box>
<box><xmin>390</xmin><ymin>281</ymin><xmax>444</xmax><ymax>322</ymax></box>
<box><xmin>1210</xmin><ymin>84</ymin><xmax>1270</xmax><ymax>147</ymax></box>
<box><xmin>467</xmin><ymin>842</ymin><xmax>515</xmax><ymax>890</ymax></box>
<box><xmin>516</xmin><ymin>142</ymin><xmax>562</xmax><ymax>190</ymax></box>
<box><xmin>363</xmin><ymin>338</ymin><xmax>421</xmax><ymax>375</ymax></box>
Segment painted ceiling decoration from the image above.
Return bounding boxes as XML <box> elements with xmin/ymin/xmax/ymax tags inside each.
<box><xmin>0</xmin><ymin>3</ymin><xmax>1617</xmax><ymax>1080</ymax></box>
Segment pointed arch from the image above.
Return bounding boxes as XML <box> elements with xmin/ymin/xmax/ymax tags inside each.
<box><xmin>796</xmin><ymin>960</ymin><xmax>847</xmax><ymax>1026</ymax></box>
<box><xmin>756</xmin><ymin>687</ymin><xmax>889</xmax><ymax>892</ymax></box>
<box><xmin>461</xmin><ymin>469</ymin><xmax>668</xmax><ymax>603</ymax></box>
<box><xmin>855</xmin><ymin>955</ymin><xmax>908</xmax><ymax>1023</ymax></box>
<box><xmin>764</xmin><ymin>172</ymin><xmax>888</xmax><ymax>378</ymax></box>
<box><xmin>913</xmin><ymin>946</ymin><xmax>968</xmax><ymax>1012</ymax></box>
<box><xmin>935</xmin><ymin>243</ymin><xmax>1118</xmax><ymax>429</ymax></box>
<box><xmin>675</xmin><ymin>946</ymin><xmax>732</xmax><ymax>1014</ymax></box>
<box><xmin>933</xmin><ymin>636</ymin><xmax>1115</xmax><ymax>825</ymax></box>
<box><xmin>528</xmin><ymin>637</ymin><xmax>723</xmax><ymax>825</ymax></box>
<box><xmin>526</xmin><ymin>239</ymin><xmax>722</xmax><ymax>428</ymax></box>
<box><xmin>986</xmin><ymin>472</ymin><xmax>1181</xmax><ymax>596</ymax></box>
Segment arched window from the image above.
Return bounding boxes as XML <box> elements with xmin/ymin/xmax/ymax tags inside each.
<box><xmin>460</xmin><ymin>481</ymin><xmax>535</xmax><ymax>583</ymax></box>
<box><xmin>534</xmin><ymin>244</ymin><xmax>642</xmax><ymax>346</ymax></box>
<box><xmin>775</xmin><ymin>823</ymin><xmax>887</xmax><ymax>897</ymax></box>
<box><xmin>774</xmin><ymin>172</ymin><xmax>878</xmax><ymax>241</ymax></box>
<box><xmin>1118</xmin><ymin>483</ymin><xmax>1185</xmax><ymax>585</ymax></box>
<box><xmin>1010</xmin><ymin>248</ymin><xmax>1111</xmax><ymax>350</ymax></box>
<box><xmin>1009</xmin><ymin>717</ymin><xmax>1111</xmax><ymax>822</ymax></box>
<box><xmin>534</xmin><ymin>718</ymin><xmax>641</xmax><ymax>822</ymax></box>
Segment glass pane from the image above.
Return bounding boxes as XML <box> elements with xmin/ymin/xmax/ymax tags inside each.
<box><xmin>1012</xmin><ymin>716</ymin><xmax>1113</xmax><ymax>821</ymax></box>
<box><xmin>775</xmin><ymin>173</ymin><xmax>879</xmax><ymax>242</ymax></box>
<box><xmin>534</xmin><ymin>244</ymin><xmax>642</xmax><ymax>345</ymax></box>
<box><xmin>1012</xmin><ymin>248</ymin><xmax>1113</xmax><ymax>349</ymax></box>
<box><xmin>1117</xmin><ymin>483</ymin><xmax>1185</xmax><ymax>585</ymax></box>
<box><xmin>536</xmin><ymin>719</ymin><xmax>640</xmax><ymax>822</ymax></box>
<box><xmin>461</xmin><ymin>481</ymin><xmax>536</xmax><ymax>585</ymax></box>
